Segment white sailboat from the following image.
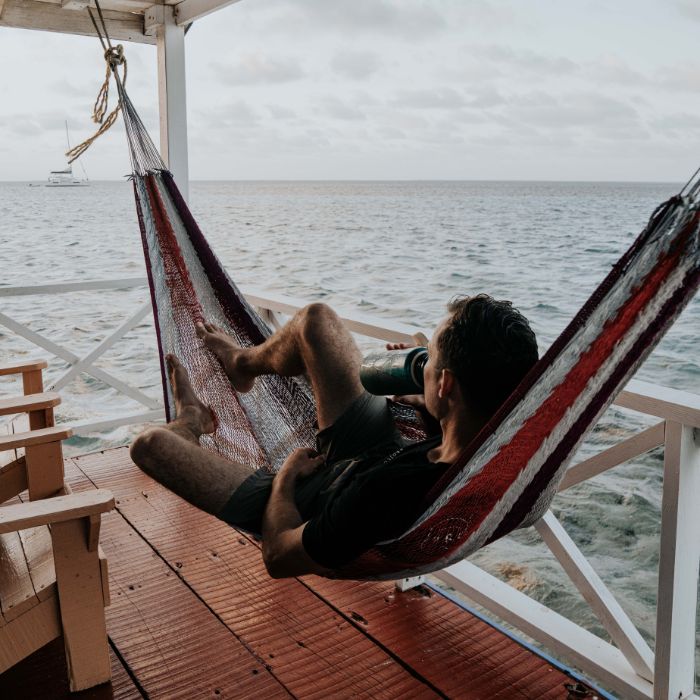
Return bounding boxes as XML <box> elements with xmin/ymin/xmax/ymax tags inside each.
<box><xmin>46</xmin><ymin>121</ymin><xmax>89</xmax><ymax>187</ymax></box>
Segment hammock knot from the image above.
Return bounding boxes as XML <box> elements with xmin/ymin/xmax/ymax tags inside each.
<box><xmin>66</xmin><ymin>42</ymin><xmax>127</xmax><ymax>163</ymax></box>
<box><xmin>105</xmin><ymin>44</ymin><xmax>125</xmax><ymax>70</ymax></box>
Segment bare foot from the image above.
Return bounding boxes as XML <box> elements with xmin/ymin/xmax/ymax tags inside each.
<box><xmin>195</xmin><ymin>321</ymin><xmax>256</xmax><ymax>393</ymax></box>
<box><xmin>166</xmin><ymin>354</ymin><xmax>216</xmax><ymax>436</ymax></box>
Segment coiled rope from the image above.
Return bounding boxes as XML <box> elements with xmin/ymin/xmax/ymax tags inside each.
<box><xmin>66</xmin><ymin>2</ymin><xmax>127</xmax><ymax>163</ymax></box>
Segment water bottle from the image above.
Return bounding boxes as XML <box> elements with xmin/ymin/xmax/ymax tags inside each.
<box><xmin>360</xmin><ymin>347</ymin><xmax>429</xmax><ymax>396</ymax></box>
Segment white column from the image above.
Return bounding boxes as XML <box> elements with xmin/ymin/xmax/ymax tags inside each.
<box><xmin>157</xmin><ymin>7</ymin><xmax>189</xmax><ymax>202</ymax></box>
<box><xmin>654</xmin><ymin>421</ymin><xmax>700</xmax><ymax>700</ymax></box>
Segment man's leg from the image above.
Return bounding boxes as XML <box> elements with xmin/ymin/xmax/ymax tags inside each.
<box><xmin>130</xmin><ymin>355</ymin><xmax>250</xmax><ymax>514</ymax></box>
<box><xmin>197</xmin><ymin>303</ymin><xmax>364</xmax><ymax>430</ymax></box>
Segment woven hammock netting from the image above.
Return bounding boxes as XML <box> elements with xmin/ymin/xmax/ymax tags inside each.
<box><xmin>117</xmin><ymin>76</ymin><xmax>700</xmax><ymax>580</ymax></box>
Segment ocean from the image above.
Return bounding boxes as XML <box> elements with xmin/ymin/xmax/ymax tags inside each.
<box><xmin>1</xmin><ymin>179</ymin><xmax>698</xmax><ymax>681</ymax></box>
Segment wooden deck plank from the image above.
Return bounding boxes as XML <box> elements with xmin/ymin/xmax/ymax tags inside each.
<box><xmin>0</xmin><ymin>637</ymin><xmax>142</xmax><ymax>699</ymax></box>
<box><xmin>304</xmin><ymin>577</ymin><xmax>573</xmax><ymax>699</ymax></box>
<box><xmin>58</xmin><ymin>446</ymin><xmax>598</xmax><ymax>700</ymax></box>
<box><xmin>68</xmin><ymin>450</ymin><xmax>440</xmax><ymax>699</ymax></box>
<box><xmin>72</xmin><ymin>504</ymin><xmax>290</xmax><ymax>700</ymax></box>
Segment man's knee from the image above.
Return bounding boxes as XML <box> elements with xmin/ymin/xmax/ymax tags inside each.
<box><xmin>130</xmin><ymin>428</ymin><xmax>168</xmax><ymax>473</ymax></box>
<box><xmin>299</xmin><ymin>303</ymin><xmax>341</xmax><ymax>344</ymax></box>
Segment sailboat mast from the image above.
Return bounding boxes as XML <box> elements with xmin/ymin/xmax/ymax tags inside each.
<box><xmin>64</xmin><ymin>120</ymin><xmax>73</xmax><ymax>175</ymax></box>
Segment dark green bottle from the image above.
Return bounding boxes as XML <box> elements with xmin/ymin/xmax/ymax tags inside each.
<box><xmin>360</xmin><ymin>347</ymin><xmax>428</xmax><ymax>396</ymax></box>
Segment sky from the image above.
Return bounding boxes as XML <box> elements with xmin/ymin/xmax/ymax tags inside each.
<box><xmin>1</xmin><ymin>0</ymin><xmax>700</xmax><ymax>181</ymax></box>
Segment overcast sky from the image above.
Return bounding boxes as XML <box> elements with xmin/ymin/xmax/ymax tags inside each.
<box><xmin>1</xmin><ymin>0</ymin><xmax>700</xmax><ymax>181</ymax></box>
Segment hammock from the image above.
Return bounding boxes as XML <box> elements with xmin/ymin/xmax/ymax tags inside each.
<box><xmin>112</xmin><ymin>69</ymin><xmax>700</xmax><ymax>581</ymax></box>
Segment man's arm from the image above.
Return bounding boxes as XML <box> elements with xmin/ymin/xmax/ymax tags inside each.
<box><xmin>262</xmin><ymin>448</ymin><xmax>330</xmax><ymax>579</ymax></box>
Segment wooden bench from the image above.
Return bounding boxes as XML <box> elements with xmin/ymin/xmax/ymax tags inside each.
<box><xmin>0</xmin><ymin>360</ymin><xmax>114</xmax><ymax>691</ymax></box>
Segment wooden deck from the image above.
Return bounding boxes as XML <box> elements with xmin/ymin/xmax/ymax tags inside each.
<box><xmin>1</xmin><ymin>446</ymin><xmax>601</xmax><ymax>699</ymax></box>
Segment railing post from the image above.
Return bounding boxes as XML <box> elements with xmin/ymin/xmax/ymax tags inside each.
<box><xmin>653</xmin><ymin>421</ymin><xmax>700</xmax><ymax>700</ymax></box>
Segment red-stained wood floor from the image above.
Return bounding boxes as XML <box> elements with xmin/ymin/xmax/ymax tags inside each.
<box><xmin>0</xmin><ymin>446</ymin><xmax>599</xmax><ymax>699</ymax></box>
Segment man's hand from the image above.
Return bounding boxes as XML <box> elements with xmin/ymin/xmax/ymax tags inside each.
<box><xmin>278</xmin><ymin>448</ymin><xmax>325</xmax><ymax>482</ymax></box>
<box><xmin>261</xmin><ymin>448</ymin><xmax>329</xmax><ymax>579</ymax></box>
<box><xmin>385</xmin><ymin>341</ymin><xmax>414</xmax><ymax>351</ymax></box>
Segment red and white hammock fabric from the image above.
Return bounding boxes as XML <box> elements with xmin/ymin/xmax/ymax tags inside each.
<box><xmin>121</xmin><ymin>82</ymin><xmax>700</xmax><ymax>580</ymax></box>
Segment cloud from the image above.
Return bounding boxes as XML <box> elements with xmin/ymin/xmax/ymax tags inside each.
<box><xmin>211</xmin><ymin>55</ymin><xmax>304</xmax><ymax>85</ymax></box>
<box><xmin>509</xmin><ymin>92</ymin><xmax>639</xmax><ymax>130</ymax></box>
<box><xmin>464</xmin><ymin>86</ymin><xmax>505</xmax><ymax>109</ymax></box>
<box><xmin>474</xmin><ymin>45</ymin><xmax>578</xmax><ymax>76</ymax></box>
<box><xmin>651</xmin><ymin>112</ymin><xmax>700</xmax><ymax>134</ymax></box>
<box><xmin>267</xmin><ymin>105</ymin><xmax>297</xmax><ymax>120</ymax></box>
<box><xmin>393</xmin><ymin>87</ymin><xmax>465</xmax><ymax>109</ymax></box>
<box><xmin>583</xmin><ymin>55</ymin><xmax>648</xmax><ymax>86</ymax></box>
<box><xmin>322</xmin><ymin>97</ymin><xmax>366</xmax><ymax>121</ymax></box>
<box><xmin>375</xmin><ymin>125</ymin><xmax>407</xmax><ymax>140</ymax></box>
<box><xmin>654</xmin><ymin>63</ymin><xmax>700</xmax><ymax>93</ymax></box>
<box><xmin>675</xmin><ymin>0</ymin><xmax>700</xmax><ymax>21</ymax></box>
<box><xmin>331</xmin><ymin>49</ymin><xmax>382</xmax><ymax>80</ymax></box>
<box><xmin>194</xmin><ymin>100</ymin><xmax>260</xmax><ymax>130</ymax></box>
<box><xmin>0</xmin><ymin>112</ymin><xmax>74</xmax><ymax>138</ymax></box>
<box><xmin>262</xmin><ymin>0</ymin><xmax>446</xmax><ymax>39</ymax></box>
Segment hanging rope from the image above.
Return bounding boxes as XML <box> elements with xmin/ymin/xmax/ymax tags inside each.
<box><xmin>66</xmin><ymin>3</ymin><xmax>127</xmax><ymax>163</ymax></box>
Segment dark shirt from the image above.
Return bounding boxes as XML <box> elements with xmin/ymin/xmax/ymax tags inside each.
<box><xmin>301</xmin><ymin>436</ymin><xmax>448</xmax><ymax>569</ymax></box>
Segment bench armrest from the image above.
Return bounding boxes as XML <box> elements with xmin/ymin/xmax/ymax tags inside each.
<box><xmin>0</xmin><ymin>426</ymin><xmax>72</xmax><ymax>452</ymax></box>
<box><xmin>0</xmin><ymin>360</ymin><xmax>47</xmax><ymax>377</ymax></box>
<box><xmin>0</xmin><ymin>392</ymin><xmax>60</xmax><ymax>417</ymax></box>
<box><xmin>0</xmin><ymin>489</ymin><xmax>114</xmax><ymax>534</ymax></box>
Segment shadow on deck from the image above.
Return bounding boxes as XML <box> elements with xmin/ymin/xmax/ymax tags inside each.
<box><xmin>1</xmin><ymin>446</ymin><xmax>597</xmax><ymax>699</ymax></box>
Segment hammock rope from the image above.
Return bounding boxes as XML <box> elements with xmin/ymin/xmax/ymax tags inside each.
<box><xmin>84</xmin><ymin>8</ymin><xmax>700</xmax><ymax>580</ymax></box>
<box><xmin>66</xmin><ymin>5</ymin><xmax>127</xmax><ymax>164</ymax></box>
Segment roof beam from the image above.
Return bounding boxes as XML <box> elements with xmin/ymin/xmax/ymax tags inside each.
<box><xmin>0</xmin><ymin>0</ymin><xmax>156</xmax><ymax>44</ymax></box>
<box><xmin>173</xmin><ymin>0</ymin><xmax>242</xmax><ymax>26</ymax></box>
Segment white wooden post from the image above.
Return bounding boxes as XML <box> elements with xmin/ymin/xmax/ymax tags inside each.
<box><xmin>654</xmin><ymin>421</ymin><xmax>700</xmax><ymax>700</ymax></box>
<box><xmin>156</xmin><ymin>7</ymin><xmax>189</xmax><ymax>202</ymax></box>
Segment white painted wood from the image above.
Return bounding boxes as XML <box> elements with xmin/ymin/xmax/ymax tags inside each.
<box><xmin>395</xmin><ymin>575</ymin><xmax>426</xmax><ymax>591</ymax></box>
<box><xmin>60</xmin><ymin>0</ymin><xmax>89</xmax><ymax>9</ymax></box>
<box><xmin>616</xmin><ymin>380</ymin><xmax>700</xmax><ymax>429</ymax></box>
<box><xmin>144</xmin><ymin>3</ymin><xmax>163</xmax><ymax>36</ymax></box>
<box><xmin>34</xmin><ymin>0</ymin><xmax>154</xmax><ymax>9</ymax></box>
<box><xmin>243</xmin><ymin>287</ymin><xmax>429</xmax><ymax>344</ymax></box>
<box><xmin>157</xmin><ymin>6</ymin><xmax>189</xmax><ymax>201</ymax></box>
<box><xmin>69</xmin><ymin>409</ymin><xmax>165</xmax><ymax>434</ymax></box>
<box><xmin>0</xmin><ymin>278</ymin><xmax>147</xmax><ymax>297</ymax></box>
<box><xmin>535</xmin><ymin>511</ymin><xmax>654</xmax><ymax>681</ymax></box>
<box><xmin>0</xmin><ymin>312</ymin><xmax>160</xmax><ymax>410</ymax></box>
<box><xmin>174</xmin><ymin>0</ymin><xmax>243</xmax><ymax>25</ymax></box>
<box><xmin>434</xmin><ymin>561</ymin><xmax>654</xmax><ymax>700</ymax></box>
<box><xmin>558</xmin><ymin>421</ymin><xmax>665</xmax><ymax>492</ymax></box>
<box><xmin>0</xmin><ymin>0</ymin><xmax>155</xmax><ymax>43</ymax></box>
<box><xmin>47</xmin><ymin>302</ymin><xmax>152</xmax><ymax>394</ymax></box>
<box><xmin>653</xmin><ymin>422</ymin><xmax>700</xmax><ymax>700</ymax></box>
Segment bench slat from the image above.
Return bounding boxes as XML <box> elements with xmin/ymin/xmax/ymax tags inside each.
<box><xmin>0</xmin><ymin>427</ymin><xmax>72</xmax><ymax>452</ymax></box>
<box><xmin>0</xmin><ymin>361</ymin><xmax>47</xmax><ymax>377</ymax></box>
<box><xmin>18</xmin><ymin>526</ymin><xmax>56</xmax><ymax>602</ymax></box>
<box><xmin>0</xmin><ymin>530</ymin><xmax>39</xmax><ymax>622</ymax></box>
<box><xmin>0</xmin><ymin>393</ymin><xmax>60</xmax><ymax>417</ymax></box>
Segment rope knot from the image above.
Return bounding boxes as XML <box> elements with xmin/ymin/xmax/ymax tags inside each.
<box><xmin>105</xmin><ymin>44</ymin><xmax>125</xmax><ymax>69</ymax></box>
<box><xmin>66</xmin><ymin>37</ymin><xmax>127</xmax><ymax>163</ymax></box>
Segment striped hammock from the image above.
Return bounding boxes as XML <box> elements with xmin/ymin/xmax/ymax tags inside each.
<box><xmin>119</xmin><ymin>81</ymin><xmax>700</xmax><ymax>580</ymax></box>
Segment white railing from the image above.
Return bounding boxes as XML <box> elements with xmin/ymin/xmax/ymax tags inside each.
<box><xmin>0</xmin><ymin>278</ymin><xmax>698</xmax><ymax>700</ymax></box>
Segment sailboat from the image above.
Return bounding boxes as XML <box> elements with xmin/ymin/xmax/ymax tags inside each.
<box><xmin>46</xmin><ymin>121</ymin><xmax>89</xmax><ymax>187</ymax></box>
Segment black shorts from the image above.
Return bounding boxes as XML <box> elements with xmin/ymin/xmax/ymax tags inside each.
<box><xmin>217</xmin><ymin>392</ymin><xmax>402</xmax><ymax>535</ymax></box>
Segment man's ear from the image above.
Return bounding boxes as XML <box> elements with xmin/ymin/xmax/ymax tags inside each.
<box><xmin>437</xmin><ymin>369</ymin><xmax>455</xmax><ymax>399</ymax></box>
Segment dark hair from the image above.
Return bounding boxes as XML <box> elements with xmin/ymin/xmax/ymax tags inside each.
<box><xmin>436</xmin><ymin>294</ymin><xmax>539</xmax><ymax>417</ymax></box>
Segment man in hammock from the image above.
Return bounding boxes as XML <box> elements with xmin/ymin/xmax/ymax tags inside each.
<box><xmin>130</xmin><ymin>296</ymin><xmax>538</xmax><ymax>578</ymax></box>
